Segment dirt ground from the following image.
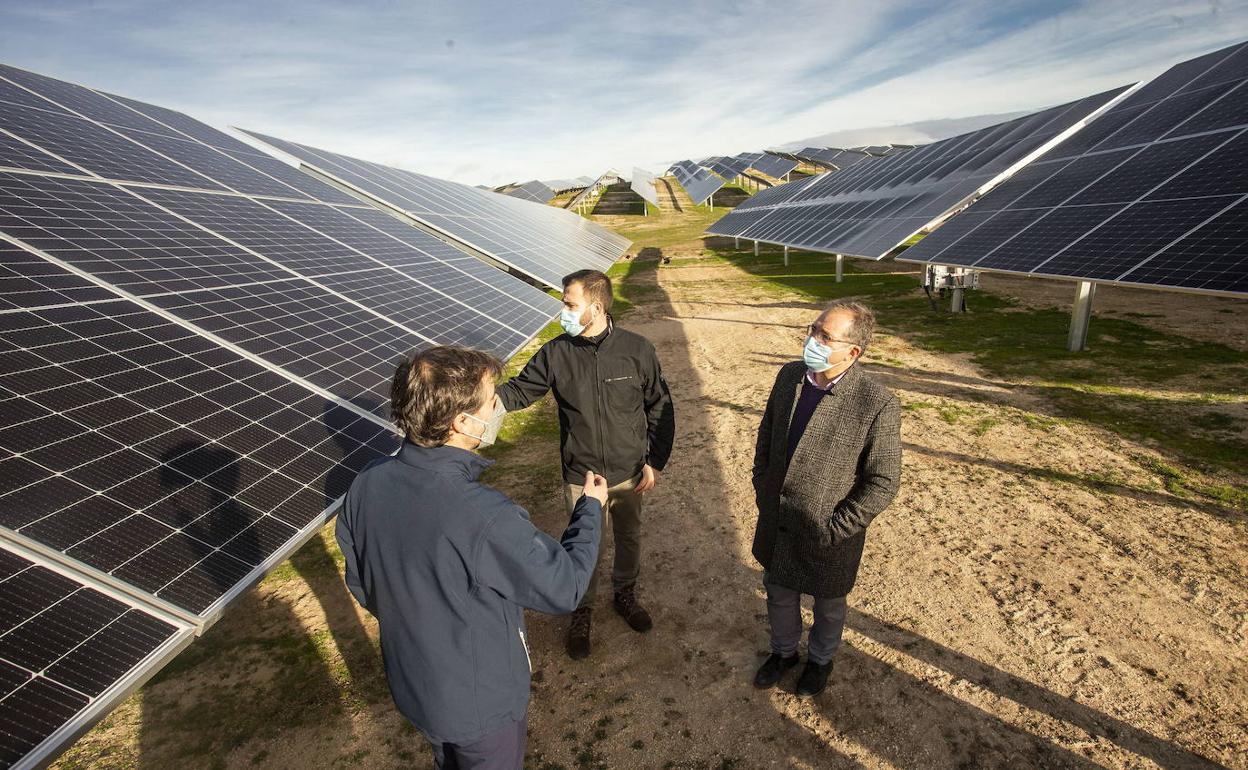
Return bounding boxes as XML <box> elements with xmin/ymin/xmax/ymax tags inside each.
<box><xmin>490</xmin><ymin>256</ymin><xmax>1248</xmax><ymax>769</ymax></box>
<box><xmin>55</xmin><ymin>248</ymin><xmax>1247</xmax><ymax>770</ymax></box>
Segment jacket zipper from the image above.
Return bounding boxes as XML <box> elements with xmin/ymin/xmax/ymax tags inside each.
<box><xmin>593</xmin><ymin>347</ymin><xmax>608</xmax><ymax>478</ymax></box>
<box><xmin>519</xmin><ymin>629</ymin><xmax>532</xmax><ymax>673</ymax></box>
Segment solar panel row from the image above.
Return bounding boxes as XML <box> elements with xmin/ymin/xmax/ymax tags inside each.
<box><xmin>631</xmin><ymin>168</ymin><xmax>660</xmax><ymax>208</ymax></box>
<box><xmin>667</xmin><ymin>160</ymin><xmax>725</xmax><ymax>205</ymax></box>
<box><xmin>238</xmin><ymin>131</ymin><xmax>629</xmax><ymax>290</ymax></box>
<box><xmin>899</xmin><ymin>39</ymin><xmax>1248</xmax><ymax>296</ymax></box>
<box><xmin>707</xmin><ymin>86</ymin><xmax>1130</xmax><ymax>259</ymax></box>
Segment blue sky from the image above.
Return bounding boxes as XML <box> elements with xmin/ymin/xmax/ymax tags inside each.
<box><xmin>2</xmin><ymin>0</ymin><xmax>1246</xmax><ymax>185</ymax></box>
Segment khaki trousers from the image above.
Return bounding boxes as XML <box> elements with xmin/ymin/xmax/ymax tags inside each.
<box><xmin>562</xmin><ymin>476</ymin><xmax>643</xmax><ymax>609</ymax></box>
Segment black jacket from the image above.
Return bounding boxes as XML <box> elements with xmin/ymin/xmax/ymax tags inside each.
<box><xmin>497</xmin><ymin>319</ymin><xmax>675</xmax><ymax>485</ymax></box>
<box><xmin>335</xmin><ymin>442</ymin><xmax>602</xmax><ymax>744</ymax></box>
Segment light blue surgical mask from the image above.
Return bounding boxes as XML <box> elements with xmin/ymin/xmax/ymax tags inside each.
<box><xmin>803</xmin><ymin>336</ymin><xmax>834</xmax><ymax>372</ymax></box>
<box><xmin>560</xmin><ymin>306</ymin><xmax>590</xmax><ymax>336</ymax></box>
<box><xmin>462</xmin><ymin>399</ymin><xmax>506</xmax><ymax>448</ymax></box>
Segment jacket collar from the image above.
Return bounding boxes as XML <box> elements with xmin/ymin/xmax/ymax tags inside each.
<box><xmin>569</xmin><ymin>315</ymin><xmax>614</xmax><ymax>348</ymax></box>
<box><xmin>396</xmin><ymin>440</ymin><xmax>493</xmax><ymax>480</ymax></box>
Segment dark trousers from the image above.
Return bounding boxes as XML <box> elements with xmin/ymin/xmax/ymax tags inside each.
<box><xmin>763</xmin><ymin>572</ymin><xmax>848</xmax><ymax>665</ymax></box>
<box><xmin>562</xmin><ymin>476</ymin><xmax>643</xmax><ymax>608</ymax></box>
<box><xmin>431</xmin><ymin>716</ymin><xmax>526</xmax><ymax>770</ymax></box>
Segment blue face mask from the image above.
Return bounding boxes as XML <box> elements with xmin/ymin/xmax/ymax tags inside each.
<box><xmin>560</xmin><ymin>306</ymin><xmax>589</xmax><ymax>336</ymax></box>
<box><xmin>803</xmin><ymin>336</ymin><xmax>834</xmax><ymax>372</ymax></box>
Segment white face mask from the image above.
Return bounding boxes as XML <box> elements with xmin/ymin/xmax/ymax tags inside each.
<box><xmin>461</xmin><ymin>399</ymin><xmax>505</xmax><ymax>447</ymax></box>
<box><xmin>560</xmin><ymin>305</ymin><xmax>594</xmax><ymax>336</ymax></box>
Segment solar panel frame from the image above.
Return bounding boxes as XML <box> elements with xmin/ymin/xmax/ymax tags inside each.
<box><xmin>898</xmin><ymin>39</ymin><xmax>1248</xmax><ymax>297</ymax></box>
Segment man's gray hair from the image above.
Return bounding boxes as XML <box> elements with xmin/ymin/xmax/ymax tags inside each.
<box><xmin>819</xmin><ymin>300</ymin><xmax>876</xmax><ymax>353</ymax></box>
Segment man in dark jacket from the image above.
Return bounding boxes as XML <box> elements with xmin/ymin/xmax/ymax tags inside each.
<box><xmin>336</xmin><ymin>345</ymin><xmax>608</xmax><ymax>769</ymax></box>
<box><xmin>750</xmin><ymin>300</ymin><xmax>901</xmax><ymax>697</ymax></box>
<box><xmin>497</xmin><ymin>269</ymin><xmax>675</xmax><ymax>659</ymax></box>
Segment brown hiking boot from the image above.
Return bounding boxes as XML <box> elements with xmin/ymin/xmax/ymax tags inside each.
<box><xmin>613</xmin><ymin>587</ymin><xmax>653</xmax><ymax>633</ymax></box>
<box><xmin>566</xmin><ymin>607</ymin><xmax>592</xmax><ymax>659</ymax></box>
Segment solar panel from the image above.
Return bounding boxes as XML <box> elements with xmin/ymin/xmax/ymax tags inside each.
<box><xmin>899</xmin><ymin>40</ymin><xmax>1248</xmax><ymax>296</ymax></box>
<box><xmin>748</xmin><ymin>152</ymin><xmax>799</xmax><ymax>180</ymax></box>
<box><xmin>631</xmin><ymin>167</ymin><xmax>659</xmax><ymax>207</ymax></box>
<box><xmin>0</xmin><ymin>268</ymin><xmax>398</xmax><ymax>615</ymax></box>
<box><xmin>706</xmin><ymin>86</ymin><xmax>1130</xmax><ymax>259</ymax></box>
<box><xmin>0</xmin><ymin>540</ymin><xmax>193</xmax><ymax>770</ymax></box>
<box><xmin>500</xmin><ymin>180</ymin><xmax>554</xmax><ymax>204</ymax></box>
<box><xmin>236</xmin><ymin>130</ymin><xmax>628</xmax><ymax>289</ymax></box>
<box><xmin>668</xmin><ymin>160</ymin><xmax>725</xmax><ymax>205</ymax></box>
<box><xmin>0</xmin><ymin>61</ymin><xmax>569</xmax><ymax>768</ymax></box>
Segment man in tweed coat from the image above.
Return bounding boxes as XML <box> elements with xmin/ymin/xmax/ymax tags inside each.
<box><xmin>751</xmin><ymin>300</ymin><xmax>901</xmax><ymax>696</ymax></box>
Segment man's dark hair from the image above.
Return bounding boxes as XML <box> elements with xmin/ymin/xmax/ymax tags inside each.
<box><xmin>562</xmin><ymin>269</ymin><xmax>613</xmax><ymax>314</ymax></box>
<box><xmin>391</xmin><ymin>346</ymin><xmax>502</xmax><ymax>447</ymax></box>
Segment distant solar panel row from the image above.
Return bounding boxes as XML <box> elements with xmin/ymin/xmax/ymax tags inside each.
<box><xmin>499</xmin><ymin>180</ymin><xmax>554</xmax><ymax>204</ymax></box>
<box><xmin>238</xmin><ymin>131</ymin><xmax>628</xmax><ymax>289</ymax></box>
<box><xmin>900</xmin><ymin>39</ymin><xmax>1248</xmax><ymax>295</ymax></box>
<box><xmin>748</xmin><ymin>152</ymin><xmax>799</xmax><ymax>180</ymax></box>
<box><xmin>707</xmin><ymin>86</ymin><xmax>1129</xmax><ymax>259</ymax></box>
<box><xmin>667</xmin><ymin>160</ymin><xmax>725</xmax><ymax>205</ymax></box>
<box><xmin>631</xmin><ymin>168</ymin><xmax>659</xmax><ymax>207</ymax></box>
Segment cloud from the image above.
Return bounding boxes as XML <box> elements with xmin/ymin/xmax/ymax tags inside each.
<box><xmin>1</xmin><ymin>0</ymin><xmax>1245</xmax><ymax>185</ymax></box>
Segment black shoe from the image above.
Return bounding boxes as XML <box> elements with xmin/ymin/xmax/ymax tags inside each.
<box><xmin>613</xmin><ymin>587</ymin><xmax>653</xmax><ymax>633</ymax></box>
<box><xmin>566</xmin><ymin>608</ymin><xmax>592</xmax><ymax>660</ymax></box>
<box><xmin>795</xmin><ymin>660</ymin><xmax>833</xmax><ymax>697</ymax></box>
<box><xmin>753</xmin><ymin>652</ymin><xmax>800</xmax><ymax>689</ymax></box>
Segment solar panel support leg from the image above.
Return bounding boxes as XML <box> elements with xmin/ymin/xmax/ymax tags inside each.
<box><xmin>1067</xmin><ymin>281</ymin><xmax>1095</xmax><ymax>352</ymax></box>
<box><xmin>835</xmin><ymin>254</ymin><xmax>844</xmax><ymax>283</ymax></box>
<box><xmin>784</xmin><ymin>245</ymin><xmax>790</xmax><ymax>267</ymax></box>
<box><xmin>734</xmin><ymin>237</ymin><xmax>740</xmax><ymax>250</ymax></box>
<box><xmin>754</xmin><ymin>240</ymin><xmax>759</xmax><ymax>256</ymax></box>
<box><xmin>951</xmin><ymin>288</ymin><xmax>965</xmax><ymax>313</ymax></box>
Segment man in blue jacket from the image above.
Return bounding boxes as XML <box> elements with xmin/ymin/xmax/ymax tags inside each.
<box><xmin>336</xmin><ymin>345</ymin><xmax>607</xmax><ymax>769</ymax></box>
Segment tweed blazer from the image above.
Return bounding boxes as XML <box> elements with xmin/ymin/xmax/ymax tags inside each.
<box><xmin>751</xmin><ymin>361</ymin><xmax>901</xmax><ymax>598</ymax></box>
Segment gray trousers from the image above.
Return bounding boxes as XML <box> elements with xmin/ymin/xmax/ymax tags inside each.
<box><xmin>563</xmin><ymin>476</ymin><xmax>643</xmax><ymax>608</ymax></box>
<box><xmin>431</xmin><ymin>716</ymin><xmax>526</xmax><ymax>770</ymax></box>
<box><xmin>763</xmin><ymin>572</ymin><xmax>848</xmax><ymax>665</ymax></box>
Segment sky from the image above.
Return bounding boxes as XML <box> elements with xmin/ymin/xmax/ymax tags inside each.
<box><xmin>1</xmin><ymin>0</ymin><xmax>1246</xmax><ymax>186</ymax></box>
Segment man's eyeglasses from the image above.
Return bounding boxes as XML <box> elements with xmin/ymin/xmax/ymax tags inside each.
<box><xmin>805</xmin><ymin>324</ymin><xmax>856</xmax><ymax>348</ymax></box>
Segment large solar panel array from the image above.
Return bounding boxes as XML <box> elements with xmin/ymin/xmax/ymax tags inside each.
<box><xmin>631</xmin><ymin>167</ymin><xmax>659</xmax><ymax>208</ymax></box>
<box><xmin>706</xmin><ymin>86</ymin><xmax>1130</xmax><ymax>258</ymax></box>
<box><xmin>899</xmin><ymin>40</ymin><xmax>1248</xmax><ymax>296</ymax></box>
<box><xmin>0</xmin><ymin>62</ymin><xmax>571</xmax><ymax>767</ymax></box>
<box><xmin>238</xmin><ymin>131</ymin><xmax>629</xmax><ymax>290</ymax></box>
<box><xmin>667</xmin><ymin>160</ymin><xmax>725</xmax><ymax>205</ymax></box>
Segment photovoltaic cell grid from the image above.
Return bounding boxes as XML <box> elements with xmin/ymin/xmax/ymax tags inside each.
<box><xmin>667</xmin><ymin>160</ymin><xmax>725</xmax><ymax>205</ymax></box>
<box><xmin>0</xmin><ymin>265</ymin><xmax>398</xmax><ymax>615</ymax></box>
<box><xmin>899</xmin><ymin>40</ymin><xmax>1248</xmax><ymax>296</ymax></box>
<box><xmin>0</xmin><ymin>65</ymin><xmax>562</xmax><ymax>400</ymax></box>
<box><xmin>236</xmin><ymin>130</ymin><xmax>629</xmax><ymax>290</ymax></box>
<box><xmin>0</xmin><ymin>543</ymin><xmax>191</xmax><ymax>770</ymax></box>
<box><xmin>631</xmin><ymin>168</ymin><xmax>659</xmax><ymax>208</ymax></box>
<box><xmin>707</xmin><ymin>86</ymin><xmax>1129</xmax><ymax>259</ymax></box>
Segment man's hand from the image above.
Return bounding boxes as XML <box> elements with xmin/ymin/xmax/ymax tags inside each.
<box><xmin>634</xmin><ymin>464</ymin><xmax>660</xmax><ymax>494</ymax></box>
<box><xmin>583</xmin><ymin>470</ymin><xmax>609</xmax><ymax>506</ymax></box>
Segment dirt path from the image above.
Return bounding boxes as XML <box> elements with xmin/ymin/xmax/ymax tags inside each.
<box><xmin>504</xmin><ymin>257</ymin><xmax>1247</xmax><ymax>769</ymax></box>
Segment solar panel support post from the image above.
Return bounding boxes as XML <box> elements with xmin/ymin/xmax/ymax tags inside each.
<box><xmin>754</xmin><ymin>240</ymin><xmax>759</xmax><ymax>256</ymax></box>
<box><xmin>734</xmin><ymin>236</ymin><xmax>740</xmax><ymax>250</ymax></box>
<box><xmin>1067</xmin><ymin>281</ymin><xmax>1096</xmax><ymax>352</ymax></box>
<box><xmin>784</xmin><ymin>244</ymin><xmax>790</xmax><ymax>267</ymax></box>
<box><xmin>835</xmin><ymin>254</ymin><xmax>844</xmax><ymax>283</ymax></box>
<box><xmin>951</xmin><ymin>287</ymin><xmax>966</xmax><ymax>313</ymax></box>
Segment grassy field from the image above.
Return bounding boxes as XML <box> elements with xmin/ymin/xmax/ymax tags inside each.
<box><xmin>55</xmin><ymin>204</ymin><xmax>1246</xmax><ymax>770</ymax></box>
